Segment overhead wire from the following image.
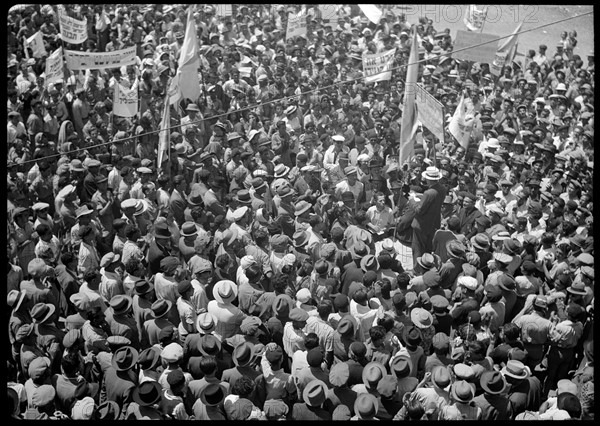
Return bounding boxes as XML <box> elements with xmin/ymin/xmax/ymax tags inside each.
<box><xmin>19</xmin><ymin>10</ymin><xmax>593</xmax><ymax>165</ymax></box>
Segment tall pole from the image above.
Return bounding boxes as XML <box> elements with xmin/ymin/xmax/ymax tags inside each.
<box><xmin>479</xmin><ymin>6</ymin><xmax>488</xmax><ymax>33</ymax></box>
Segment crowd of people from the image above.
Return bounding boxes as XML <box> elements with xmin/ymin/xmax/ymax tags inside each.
<box><xmin>7</xmin><ymin>3</ymin><xmax>594</xmax><ymax>421</ymax></box>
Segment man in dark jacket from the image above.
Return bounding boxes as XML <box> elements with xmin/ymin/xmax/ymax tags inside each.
<box><xmin>411</xmin><ymin>167</ymin><xmax>447</xmax><ymax>267</ymax></box>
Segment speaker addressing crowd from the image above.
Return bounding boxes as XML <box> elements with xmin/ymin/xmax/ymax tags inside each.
<box><xmin>6</xmin><ymin>3</ymin><xmax>594</xmax><ymax>421</ymax></box>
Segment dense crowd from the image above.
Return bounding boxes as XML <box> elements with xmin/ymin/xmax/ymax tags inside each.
<box><xmin>6</xmin><ymin>3</ymin><xmax>594</xmax><ymax>421</ymax></box>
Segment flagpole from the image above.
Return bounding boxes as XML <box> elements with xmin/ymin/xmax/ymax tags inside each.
<box><xmin>480</xmin><ymin>6</ymin><xmax>488</xmax><ymax>33</ymax></box>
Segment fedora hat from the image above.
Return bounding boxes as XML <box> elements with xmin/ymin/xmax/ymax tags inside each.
<box><xmin>503</xmin><ymin>238</ymin><xmax>522</xmax><ymax>255</ymax></box>
<box><xmin>390</xmin><ymin>355</ymin><xmax>411</xmax><ymax>378</ymax></box>
<box><xmin>446</xmin><ymin>240</ymin><xmax>467</xmax><ymax>259</ymax></box>
<box><xmin>354</xmin><ymin>393</ymin><xmax>378</xmax><ymax>418</ymax></box>
<box><xmin>422</xmin><ymin>166</ymin><xmax>442</xmax><ymax>180</ymax></box>
<box><xmin>198</xmin><ymin>334</ymin><xmax>222</xmax><ymax>357</ymax></box>
<box><xmin>292</xmin><ymin>230</ymin><xmax>309</xmax><ymax>248</ymax></box>
<box><xmin>403</xmin><ymin>325</ymin><xmax>422</xmax><ymax>347</ymax></box>
<box><xmin>213</xmin><ymin>280</ymin><xmax>238</xmax><ymax>304</ymax></box>
<box><xmin>138</xmin><ymin>347</ymin><xmax>162</xmax><ymax>371</ymax></box>
<box><xmin>154</xmin><ymin>222</ymin><xmax>171</xmax><ymax>239</ymax></box>
<box><xmin>96</xmin><ymin>400</ymin><xmax>121</xmax><ymax>420</ymax></box>
<box><xmin>186</xmin><ymin>103</ymin><xmax>200</xmax><ymax>112</ymax></box>
<box><xmin>294</xmin><ymin>200</ymin><xmax>312</xmax><ymax>217</ymax></box>
<box><xmin>349</xmin><ymin>241</ymin><xmax>370</xmax><ymax>259</ymax></box>
<box><xmin>111</xmin><ymin>346</ymin><xmax>139</xmax><ymax>372</ymax></box>
<box><xmin>134</xmin><ymin>280</ymin><xmax>154</xmax><ymax>296</ymax></box>
<box><xmin>417</xmin><ymin>253</ymin><xmax>436</xmax><ymax>270</ymax></box>
<box><xmin>451</xmin><ymin>380</ymin><xmax>475</xmax><ymax>403</ymax></box>
<box><xmin>471</xmin><ymin>233</ymin><xmax>490</xmax><ymax>250</ymax></box>
<box><xmin>200</xmin><ymin>383</ymin><xmax>226</xmax><ymax>407</ymax></box>
<box><xmin>180</xmin><ymin>221</ymin><xmax>198</xmax><ymax>237</ymax></box>
<box><xmin>30</xmin><ymin>303</ymin><xmax>56</xmax><ymax>324</ymax></box>
<box><xmin>501</xmin><ymin>360</ymin><xmax>530</xmax><ymax>380</ymax></box>
<box><xmin>109</xmin><ymin>295</ymin><xmax>132</xmax><ymax>316</ymax></box>
<box><xmin>132</xmin><ymin>381</ymin><xmax>162</xmax><ymax>407</ymax></box>
<box><xmin>233</xmin><ymin>342</ymin><xmax>255</xmax><ymax>367</ymax></box>
<box><xmin>234</xmin><ymin>189</ymin><xmax>252</xmax><ymax>205</ymax></box>
<box><xmin>567</xmin><ymin>281</ymin><xmax>587</xmax><ymax>296</ymax></box>
<box><xmin>362</xmin><ymin>361</ymin><xmax>386</xmax><ymax>389</ymax></box>
<box><xmin>480</xmin><ymin>370</ymin><xmax>507</xmax><ymax>395</ymax></box>
<box><xmin>411</xmin><ymin>307</ymin><xmax>433</xmax><ymax>329</ymax></box>
<box><xmin>303</xmin><ymin>379</ymin><xmax>327</xmax><ymax>407</ymax></box>
<box><xmin>195</xmin><ymin>312</ymin><xmax>216</xmax><ymax>334</ymax></box>
<box><xmin>187</xmin><ymin>184</ymin><xmax>204</xmax><ymax>206</ymax></box>
<box><xmin>7</xmin><ymin>290</ymin><xmax>27</xmax><ymax>312</ymax></box>
<box><xmin>432</xmin><ymin>365</ymin><xmax>452</xmax><ymax>388</ymax></box>
<box><xmin>273</xmin><ymin>163</ymin><xmax>290</xmax><ymax>178</ymax></box>
<box><xmin>150</xmin><ymin>299</ymin><xmax>172</xmax><ymax>319</ymax></box>
<box><xmin>360</xmin><ymin>254</ymin><xmax>377</xmax><ymax>272</ymax></box>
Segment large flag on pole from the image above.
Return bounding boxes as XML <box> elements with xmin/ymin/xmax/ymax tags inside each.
<box><xmin>448</xmin><ymin>92</ymin><xmax>475</xmax><ymax>148</ymax></box>
<box><xmin>358</xmin><ymin>4</ymin><xmax>383</xmax><ymax>24</ymax></box>
<box><xmin>175</xmin><ymin>5</ymin><xmax>201</xmax><ymax>101</ymax></box>
<box><xmin>399</xmin><ymin>30</ymin><xmax>419</xmax><ymax>166</ymax></box>
<box><xmin>490</xmin><ymin>22</ymin><xmax>523</xmax><ymax>76</ymax></box>
<box><xmin>157</xmin><ymin>93</ymin><xmax>171</xmax><ymax>171</ymax></box>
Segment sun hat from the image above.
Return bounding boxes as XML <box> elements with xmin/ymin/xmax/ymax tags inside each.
<box><xmin>213</xmin><ymin>280</ymin><xmax>238</xmax><ymax>303</ymax></box>
<box><xmin>451</xmin><ymin>380</ymin><xmax>476</xmax><ymax>403</ymax></box>
<box><xmin>411</xmin><ymin>307</ymin><xmax>433</xmax><ymax>329</ymax></box>
<box><xmin>416</xmin><ymin>253</ymin><xmax>436</xmax><ymax>270</ymax></box>
<box><xmin>161</xmin><ymin>342</ymin><xmax>184</xmax><ymax>363</ymax></box>
<box><xmin>421</xmin><ymin>166</ymin><xmax>442</xmax><ymax>180</ymax></box>
<box><xmin>446</xmin><ymin>240</ymin><xmax>467</xmax><ymax>259</ymax></box>
<box><xmin>501</xmin><ymin>360</ymin><xmax>530</xmax><ymax>380</ymax></box>
<box><xmin>354</xmin><ymin>393</ymin><xmax>379</xmax><ymax>418</ymax></box>
<box><xmin>361</xmin><ymin>361</ymin><xmax>387</xmax><ymax>389</ymax></box>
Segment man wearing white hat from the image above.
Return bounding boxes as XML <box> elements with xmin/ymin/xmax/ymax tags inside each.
<box><xmin>411</xmin><ymin>167</ymin><xmax>447</xmax><ymax>267</ymax></box>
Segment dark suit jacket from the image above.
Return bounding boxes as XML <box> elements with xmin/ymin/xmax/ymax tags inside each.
<box><xmin>412</xmin><ymin>182</ymin><xmax>447</xmax><ymax>234</ymax></box>
<box><xmin>169</xmin><ymin>189</ymin><xmax>187</xmax><ymax>226</ymax></box>
<box><xmin>82</xmin><ymin>172</ymin><xmax>97</xmax><ymax>203</ymax></box>
<box><xmin>147</xmin><ymin>240</ymin><xmax>171</xmax><ymax>276</ymax></box>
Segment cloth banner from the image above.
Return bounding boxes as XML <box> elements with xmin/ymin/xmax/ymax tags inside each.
<box><xmin>157</xmin><ymin>93</ymin><xmax>171</xmax><ymax>169</ymax></box>
<box><xmin>358</xmin><ymin>4</ymin><xmax>382</xmax><ymax>24</ymax></box>
<box><xmin>362</xmin><ymin>48</ymin><xmax>396</xmax><ymax>84</ymax></box>
<box><xmin>464</xmin><ymin>5</ymin><xmax>486</xmax><ymax>31</ymax></box>
<box><xmin>448</xmin><ymin>93</ymin><xmax>475</xmax><ymax>148</ymax></box>
<box><xmin>216</xmin><ymin>5</ymin><xmax>232</xmax><ymax>17</ymax></box>
<box><xmin>58</xmin><ymin>7</ymin><xmax>88</xmax><ymax>44</ymax></box>
<box><xmin>176</xmin><ymin>5</ymin><xmax>201</xmax><ymax>102</ymax></box>
<box><xmin>286</xmin><ymin>12</ymin><xmax>307</xmax><ymax>40</ymax></box>
<box><xmin>113</xmin><ymin>82</ymin><xmax>139</xmax><ymax>117</ymax></box>
<box><xmin>452</xmin><ymin>30</ymin><xmax>498</xmax><ymax>64</ymax></box>
<box><xmin>414</xmin><ymin>84</ymin><xmax>445</xmax><ymax>142</ymax></box>
<box><xmin>490</xmin><ymin>22</ymin><xmax>523</xmax><ymax>76</ymax></box>
<box><xmin>64</xmin><ymin>45</ymin><xmax>137</xmax><ymax>70</ymax></box>
<box><xmin>399</xmin><ymin>31</ymin><xmax>419</xmax><ymax>165</ymax></box>
<box><xmin>44</xmin><ymin>47</ymin><xmax>64</xmax><ymax>86</ymax></box>
<box><xmin>25</xmin><ymin>31</ymin><xmax>46</xmax><ymax>58</ymax></box>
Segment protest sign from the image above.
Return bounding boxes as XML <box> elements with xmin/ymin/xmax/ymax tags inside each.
<box><xmin>452</xmin><ymin>30</ymin><xmax>498</xmax><ymax>64</ymax></box>
<box><xmin>490</xmin><ymin>23</ymin><xmax>522</xmax><ymax>76</ymax></box>
<box><xmin>64</xmin><ymin>46</ymin><xmax>137</xmax><ymax>70</ymax></box>
<box><xmin>58</xmin><ymin>8</ymin><xmax>88</xmax><ymax>44</ymax></box>
<box><xmin>44</xmin><ymin>47</ymin><xmax>64</xmax><ymax>86</ymax></box>
<box><xmin>414</xmin><ymin>84</ymin><xmax>445</xmax><ymax>142</ymax></box>
<box><xmin>216</xmin><ymin>5</ymin><xmax>232</xmax><ymax>17</ymax></box>
<box><xmin>25</xmin><ymin>32</ymin><xmax>46</xmax><ymax>58</ymax></box>
<box><xmin>113</xmin><ymin>82</ymin><xmax>139</xmax><ymax>118</ymax></box>
<box><xmin>286</xmin><ymin>12</ymin><xmax>307</xmax><ymax>40</ymax></box>
<box><xmin>363</xmin><ymin>48</ymin><xmax>396</xmax><ymax>83</ymax></box>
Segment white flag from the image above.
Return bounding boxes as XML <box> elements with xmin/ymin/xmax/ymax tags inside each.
<box><xmin>448</xmin><ymin>93</ymin><xmax>475</xmax><ymax>149</ymax></box>
<box><xmin>358</xmin><ymin>4</ymin><xmax>383</xmax><ymax>24</ymax></box>
<box><xmin>490</xmin><ymin>23</ymin><xmax>523</xmax><ymax>76</ymax></box>
<box><xmin>157</xmin><ymin>94</ymin><xmax>171</xmax><ymax>170</ymax></box>
<box><xmin>176</xmin><ymin>5</ymin><xmax>200</xmax><ymax>101</ymax></box>
<box><xmin>25</xmin><ymin>31</ymin><xmax>46</xmax><ymax>58</ymax></box>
